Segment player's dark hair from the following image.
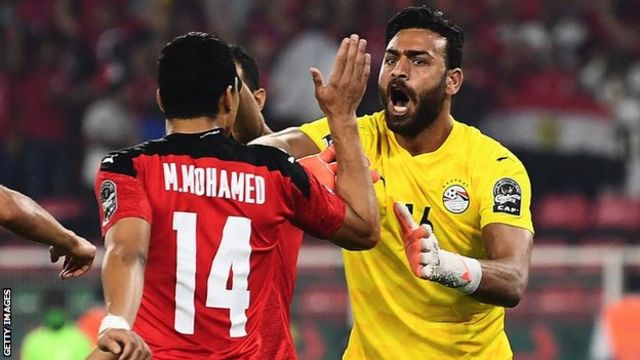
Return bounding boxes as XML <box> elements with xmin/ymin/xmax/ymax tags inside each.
<box><xmin>158</xmin><ymin>32</ymin><xmax>239</xmax><ymax>119</ymax></box>
<box><xmin>385</xmin><ymin>6</ymin><xmax>464</xmax><ymax>69</ymax></box>
<box><xmin>230</xmin><ymin>45</ymin><xmax>260</xmax><ymax>91</ymax></box>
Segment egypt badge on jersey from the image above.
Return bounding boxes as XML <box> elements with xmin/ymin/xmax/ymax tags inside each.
<box><xmin>442</xmin><ymin>184</ymin><xmax>470</xmax><ymax>214</ymax></box>
<box><xmin>100</xmin><ymin>180</ymin><xmax>117</xmax><ymax>225</ymax></box>
<box><xmin>492</xmin><ymin>178</ymin><xmax>521</xmax><ymax>215</ymax></box>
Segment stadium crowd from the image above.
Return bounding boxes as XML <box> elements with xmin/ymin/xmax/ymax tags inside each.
<box><xmin>1</xmin><ymin>1</ymin><xmax>639</xmax><ymax>359</ymax></box>
<box><xmin>0</xmin><ymin>0</ymin><xmax>638</xmax><ymax>238</ymax></box>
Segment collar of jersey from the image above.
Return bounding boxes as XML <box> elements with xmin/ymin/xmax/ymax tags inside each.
<box><xmin>165</xmin><ymin>128</ymin><xmax>224</xmax><ymax>139</ymax></box>
<box><xmin>390</xmin><ymin>116</ymin><xmax>461</xmax><ymax>162</ymax></box>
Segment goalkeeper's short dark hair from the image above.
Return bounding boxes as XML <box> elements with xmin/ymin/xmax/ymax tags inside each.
<box><xmin>230</xmin><ymin>45</ymin><xmax>260</xmax><ymax>92</ymax></box>
<box><xmin>157</xmin><ymin>32</ymin><xmax>239</xmax><ymax>119</ymax></box>
<box><xmin>385</xmin><ymin>6</ymin><xmax>464</xmax><ymax>69</ymax></box>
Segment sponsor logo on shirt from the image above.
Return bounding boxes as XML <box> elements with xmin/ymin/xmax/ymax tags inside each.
<box><xmin>493</xmin><ymin>178</ymin><xmax>521</xmax><ymax>215</ymax></box>
<box><xmin>100</xmin><ymin>180</ymin><xmax>117</xmax><ymax>225</ymax></box>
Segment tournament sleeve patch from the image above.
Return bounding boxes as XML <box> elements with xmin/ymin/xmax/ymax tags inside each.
<box><xmin>100</xmin><ymin>180</ymin><xmax>117</xmax><ymax>225</ymax></box>
<box><xmin>322</xmin><ymin>134</ymin><xmax>333</xmax><ymax>148</ymax></box>
<box><xmin>492</xmin><ymin>177</ymin><xmax>521</xmax><ymax>215</ymax></box>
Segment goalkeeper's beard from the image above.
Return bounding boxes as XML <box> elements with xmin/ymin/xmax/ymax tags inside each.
<box><xmin>379</xmin><ymin>75</ymin><xmax>446</xmax><ymax>138</ymax></box>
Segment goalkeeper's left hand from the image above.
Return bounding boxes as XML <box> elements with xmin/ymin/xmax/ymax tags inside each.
<box><xmin>393</xmin><ymin>202</ymin><xmax>482</xmax><ymax>295</ymax></box>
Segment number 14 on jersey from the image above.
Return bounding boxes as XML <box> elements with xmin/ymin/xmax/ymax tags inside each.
<box><xmin>172</xmin><ymin>211</ymin><xmax>252</xmax><ymax>337</ymax></box>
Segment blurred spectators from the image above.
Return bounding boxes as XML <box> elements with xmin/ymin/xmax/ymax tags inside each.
<box><xmin>81</xmin><ymin>80</ymin><xmax>137</xmax><ymax>190</ymax></box>
<box><xmin>0</xmin><ymin>26</ymin><xmax>19</xmax><ymax>189</ymax></box>
<box><xmin>0</xmin><ymin>0</ymin><xmax>638</xmax><ymax>241</ymax></box>
<box><xmin>269</xmin><ymin>0</ymin><xmax>339</xmax><ymax>127</ymax></box>
<box><xmin>17</xmin><ymin>36</ymin><xmax>74</xmax><ymax>198</ymax></box>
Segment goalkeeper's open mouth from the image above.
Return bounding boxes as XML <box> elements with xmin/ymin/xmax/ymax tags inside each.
<box><xmin>388</xmin><ymin>84</ymin><xmax>412</xmax><ymax>117</ymax></box>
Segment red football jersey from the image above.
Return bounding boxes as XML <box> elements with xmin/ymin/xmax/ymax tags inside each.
<box><xmin>259</xmin><ymin>224</ymin><xmax>303</xmax><ymax>359</ymax></box>
<box><xmin>95</xmin><ymin>129</ymin><xmax>345</xmax><ymax>359</ymax></box>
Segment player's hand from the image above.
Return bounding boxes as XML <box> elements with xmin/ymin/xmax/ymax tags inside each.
<box><xmin>298</xmin><ymin>146</ymin><xmax>381</xmax><ymax>191</ymax></box>
<box><xmin>49</xmin><ymin>235</ymin><xmax>96</xmax><ymax>280</ymax></box>
<box><xmin>310</xmin><ymin>34</ymin><xmax>371</xmax><ymax>118</ymax></box>
<box><xmin>96</xmin><ymin>328</ymin><xmax>151</xmax><ymax>360</ymax></box>
<box><xmin>393</xmin><ymin>202</ymin><xmax>473</xmax><ymax>289</ymax></box>
<box><xmin>393</xmin><ymin>202</ymin><xmax>435</xmax><ymax>277</ymax></box>
<box><xmin>298</xmin><ymin>146</ymin><xmax>338</xmax><ymax>190</ymax></box>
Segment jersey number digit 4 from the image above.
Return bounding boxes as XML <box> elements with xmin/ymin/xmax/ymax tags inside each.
<box><xmin>172</xmin><ymin>211</ymin><xmax>252</xmax><ymax>337</ymax></box>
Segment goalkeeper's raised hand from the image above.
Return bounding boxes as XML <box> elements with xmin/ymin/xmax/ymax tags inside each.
<box><xmin>393</xmin><ymin>202</ymin><xmax>482</xmax><ymax>295</ymax></box>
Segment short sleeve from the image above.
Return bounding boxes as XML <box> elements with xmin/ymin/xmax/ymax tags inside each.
<box><xmin>286</xmin><ymin>166</ymin><xmax>346</xmax><ymax>239</ymax></box>
<box><xmin>94</xmin><ymin>170</ymin><xmax>152</xmax><ymax>236</ymax></box>
<box><xmin>477</xmin><ymin>155</ymin><xmax>534</xmax><ymax>234</ymax></box>
<box><xmin>299</xmin><ymin>117</ymin><xmax>332</xmax><ymax>150</ymax></box>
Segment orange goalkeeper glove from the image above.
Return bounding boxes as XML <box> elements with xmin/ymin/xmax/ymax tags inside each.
<box><xmin>297</xmin><ymin>146</ymin><xmax>381</xmax><ymax>191</ymax></box>
<box><xmin>393</xmin><ymin>202</ymin><xmax>482</xmax><ymax>295</ymax></box>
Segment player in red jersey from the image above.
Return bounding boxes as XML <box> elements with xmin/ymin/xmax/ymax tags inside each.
<box><xmin>230</xmin><ymin>44</ymin><xmax>301</xmax><ymax>359</ymax></box>
<box><xmin>89</xmin><ymin>32</ymin><xmax>377</xmax><ymax>360</ymax></box>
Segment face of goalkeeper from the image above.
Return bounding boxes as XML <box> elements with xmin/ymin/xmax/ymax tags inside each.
<box><xmin>377</xmin><ymin>28</ymin><xmax>449</xmax><ymax>138</ymax></box>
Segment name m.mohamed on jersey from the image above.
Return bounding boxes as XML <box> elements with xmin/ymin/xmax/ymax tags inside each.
<box><xmin>162</xmin><ymin>162</ymin><xmax>266</xmax><ymax>204</ymax></box>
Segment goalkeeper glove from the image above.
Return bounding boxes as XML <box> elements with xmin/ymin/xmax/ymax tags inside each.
<box><xmin>297</xmin><ymin>146</ymin><xmax>381</xmax><ymax>191</ymax></box>
<box><xmin>393</xmin><ymin>202</ymin><xmax>482</xmax><ymax>295</ymax></box>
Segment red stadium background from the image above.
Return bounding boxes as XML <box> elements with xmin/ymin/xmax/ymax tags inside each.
<box><xmin>1</xmin><ymin>0</ymin><xmax>639</xmax><ymax>358</ymax></box>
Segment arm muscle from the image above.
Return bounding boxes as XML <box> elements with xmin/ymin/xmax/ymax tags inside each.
<box><xmin>472</xmin><ymin>223</ymin><xmax>533</xmax><ymax>307</ymax></box>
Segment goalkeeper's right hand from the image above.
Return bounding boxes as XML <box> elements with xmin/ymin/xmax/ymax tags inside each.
<box><xmin>297</xmin><ymin>146</ymin><xmax>381</xmax><ymax>191</ymax></box>
<box><xmin>297</xmin><ymin>146</ymin><xmax>338</xmax><ymax>190</ymax></box>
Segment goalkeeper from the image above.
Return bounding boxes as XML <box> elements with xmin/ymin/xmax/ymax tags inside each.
<box><xmin>236</xmin><ymin>5</ymin><xmax>534</xmax><ymax>359</ymax></box>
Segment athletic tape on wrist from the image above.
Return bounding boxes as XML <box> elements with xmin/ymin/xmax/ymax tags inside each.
<box><xmin>458</xmin><ymin>256</ymin><xmax>482</xmax><ymax>295</ymax></box>
<box><xmin>98</xmin><ymin>314</ymin><xmax>131</xmax><ymax>334</ymax></box>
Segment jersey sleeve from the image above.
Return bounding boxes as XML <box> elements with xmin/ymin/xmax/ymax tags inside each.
<box><xmin>299</xmin><ymin>117</ymin><xmax>332</xmax><ymax>150</ymax></box>
<box><xmin>250</xmin><ymin>144</ymin><xmax>346</xmax><ymax>239</ymax></box>
<box><xmin>477</xmin><ymin>153</ymin><xmax>534</xmax><ymax>234</ymax></box>
<box><xmin>281</xmin><ymin>162</ymin><xmax>346</xmax><ymax>239</ymax></box>
<box><xmin>94</xmin><ymin>155</ymin><xmax>152</xmax><ymax>236</ymax></box>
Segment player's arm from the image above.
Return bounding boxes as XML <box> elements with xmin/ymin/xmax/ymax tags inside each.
<box><xmin>232</xmin><ymin>80</ymin><xmax>274</xmax><ymax>143</ymax></box>
<box><xmin>395</xmin><ymin>203</ymin><xmax>533</xmax><ymax>307</ymax></box>
<box><xmin>249</xmin><ymin>126</ymin><xmax>320</xmax><ymax>159</ymax></box>
<box><xmin>96</xmin><ymin>217</ymin><xmax>152</xmax><ymax>359</ymax></box>
<box><xmin>292</xmin><ymin>35</ymin><xmax>378</xmax><ymax>250</ymax></box>
<box><xmin>472</xmin><ymin>223</ymin><xmax>532</xmax><ymax>307</ymax></box>
<box><xmin>317</xmin><ymin>35</ymin><xmax>378</xmax><ymax>249</ymax></box>
<box><xmin>0</xmin><ymin>184</ymin><xmax>96</xmax><ymax>279</ymax></box>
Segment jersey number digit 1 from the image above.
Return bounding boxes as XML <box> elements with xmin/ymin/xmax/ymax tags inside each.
<box><xmin>405</xmin><ymin>204</ymin><xmax>434</xmax><ymax>232</ymax></box>
<box><xmin>173</xmin><ymin>211</ymin><xmax>251</xmax><ymax>337</ymax></box>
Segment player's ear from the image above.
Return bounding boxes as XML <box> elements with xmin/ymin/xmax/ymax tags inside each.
<box><xmin>222</xmin><ymin>79</ymin><xmax>240</xmax><ymax>114</ymax></box>
<box><xmin>252</xmin><ymin>88</ymin><xmax>267</xmax><ymax>110</ymax></box>
<box><xmin>156</xmin><ymin>89</ymin><xmax>165</xmax><ymax>113</ymax></box>
<box><xmin>445</xmin><ymin>68</ymin><xmax>463</xmax><ymax>96</ymax></box>
<box><xmin>221</xmin><ymin>85</ymin><xmax>233</xmax><ymax>113</ymax></box>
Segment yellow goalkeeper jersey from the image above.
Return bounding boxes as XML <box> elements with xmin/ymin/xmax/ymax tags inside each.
<box><xmin>300</xmin><ymin>111</ymin><xmax>534</xmax><ymax>359</ymax></box>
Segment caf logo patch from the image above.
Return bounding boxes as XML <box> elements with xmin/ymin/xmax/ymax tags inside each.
<box><xmin>442</xmin><ymin>185</ymin><xmax>470</xmax><ymax>214</ymax></box>
<box><xmin>100</xmin><ymin>180</ymin><xmax>117</xmax><ymax>225</ymax></box>
<box><xmin>493</xmin><ymin>178</ymin><xmax>521</xmax><ymax>215</ymax></box>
